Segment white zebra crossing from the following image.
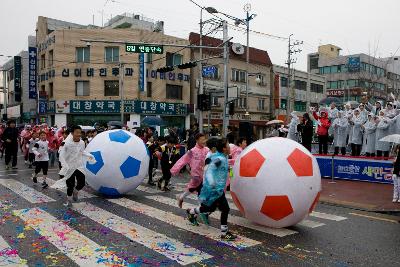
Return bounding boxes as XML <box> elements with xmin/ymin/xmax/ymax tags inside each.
<box><xmin>13</xmin><ymin>207</ymin><xmax>129</xmax><ymax>266</ymax></box>
<box><xmin>310</xmin><ymin>211</ymin><xmax>347</xmax><ymax>221</ymax></box>
<box><xmin>0</xmin><ymin>179</ymin><xmax>55</xmax><ymax>203</ymax></box>
<box><xmin>108</xmin><ymin>197</ymin><xmax>261</xmax><ymax>248</ymax></box>
<box><xmin>72</xmin><ymin>202</ymin><xmax>212</xmax><ymax>265</ymax></box>
<box><xmin>144</xmin><ymin>194</ymin><xmax>298</xmax><ymax>237</ymax></box>
<box><xmin>0</xmin><ymin>235</ymin><xmax>27</xmax><ymax>266</ymax></box>
<box><xmin>46</xmin><ymin>178</ymin><xmax>96</xmax><ymax>199</ymax></box>
<box><xmin>174</xmin><ymin>192</ymin><xmax>347</xmax><ymax>222</ymax></box>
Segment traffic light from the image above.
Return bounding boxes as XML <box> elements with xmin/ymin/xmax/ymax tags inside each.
<box><xmin>177</xmin><ymin>61</ymin><xmax>197</xmax><ymax>69</ymax></box>
<box><xmin>156</xmin><ymin>66</ymin><xmax>174</xmax><ymax>73</ymax></box>
<box><xmin>198</xmin><ymin>94</ymin><xmax>211</xmax><ymax>111</ymax></box>
<box><xmin>229</xmin><ymin>102</ymin><xmax>235</xmax><ymax>115</ymax></box>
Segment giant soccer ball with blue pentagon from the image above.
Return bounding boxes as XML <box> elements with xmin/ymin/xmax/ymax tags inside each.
<box><xmin>85</xmin><ymin>129</ymin><xmax>149</xmax><ymax>196</ymax></box>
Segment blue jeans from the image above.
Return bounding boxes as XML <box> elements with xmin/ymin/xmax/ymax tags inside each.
<box><xmin>48</xmin><ymin>150</ymin><xmax>56</xmax><ymax>167</ymax></box>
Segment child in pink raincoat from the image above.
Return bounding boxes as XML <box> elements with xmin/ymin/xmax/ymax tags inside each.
<box><xmin>171</xmin><ymin>133</ymin><xmax>209</xmax><ymax>208</ymax></box>
<box><xmin>227</xmin><ymin>138</ymin><xmax>247</xmax><ymax>190</ymax></box>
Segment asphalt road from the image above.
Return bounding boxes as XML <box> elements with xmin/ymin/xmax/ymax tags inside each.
<box><xmin>0</xmin><ymin>157</ymin><xmax>399</xmax><ymax>267</ymax></box>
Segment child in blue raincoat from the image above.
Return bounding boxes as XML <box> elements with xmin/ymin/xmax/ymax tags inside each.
<box><xmin>186</xmin><ymin>138</ymin><xmax>236</xmax><ymax>241</ymax></box>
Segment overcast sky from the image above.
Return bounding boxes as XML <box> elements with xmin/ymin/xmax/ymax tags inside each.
<box><xmin>1</xmin><ymin>0</ymin><xmax>399</xmax><ymax>70</ymax></box>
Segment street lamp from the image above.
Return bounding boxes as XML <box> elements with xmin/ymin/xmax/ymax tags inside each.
<box><xmin>197</xmin><ymin>5</ymin><xmax>219</xmax><ymax>134</ymax></box>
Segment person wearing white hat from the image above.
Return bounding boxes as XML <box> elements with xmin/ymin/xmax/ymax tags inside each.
<box><xmin>375</xmin><ymin>110</ymin><xmax>392</xmax><ymax>158</ymax></box>
<box><xmin>332</xmin><ymin>111</ymin><xmax>348</xmax><ymax>155</ymax></box>
<box><xmin>287</xmin><ymin>111</ymin><xmax>299</xmax><ymax>142</ymax></box>
<box><xmin>350</xmin><ymin>109</ymin><xmax>365</xmax><ymax>156</ymax></box>
<box><xmin>362</xmin><ymin>113</ymin><xmax>377</xmax><ymax>157</ymax></box>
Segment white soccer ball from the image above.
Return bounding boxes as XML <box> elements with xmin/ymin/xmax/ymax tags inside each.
<box><xmin>85</xmin><ymin>129</ymin><xmax>149</xmax><ymax>196</ymax></box>
<box><xmin>231</xmin><ymin>137</ymin><xmax>321</xmax><ymax>228</ymax></box>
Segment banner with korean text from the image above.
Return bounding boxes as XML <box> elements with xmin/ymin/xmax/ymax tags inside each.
<box><xmin>316</xmin><ymin>155</ymin><xmax>394</xmax><ymax>184</ymax></box>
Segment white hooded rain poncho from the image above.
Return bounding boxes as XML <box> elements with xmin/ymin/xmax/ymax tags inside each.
<box><xmin>287</xmin><ymin>111</ymin><xmax>300</xmax><ymax>141</ymax></box>
<box><xmin>375</xmin><ymin>110</ymin><xmax>392</xmax><ymax>152</ymax></box>
<box><xmin>51</xmin><ymin>134</ymin><xmax>95</xmax><ymax>189</ymax></box>
<box><xmin>350</xmin><ymin>109</ymin><xmax>365</xmax><ymax>145</ymax></box>
<box><xmin>332</xmin><ymin>111</ymin><xmax>348</xmax><ymax>148</ymax></box>
<box><xmin>362</xmin><ymin>114</ymin><xmax>377</xmax><ymax>154</ymax></box>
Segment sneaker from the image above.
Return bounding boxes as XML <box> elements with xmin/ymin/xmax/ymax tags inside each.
<box><xmin>24</xmin><ymin>160</ymin><xmax>28</xmax><ymax>164</ymax></box>
<box><xmin>28</xmin><ymin>165</ymin><xmax>32</xmax><ymax>169</ymax></box>
<box><xmin>72</xmin><ymin>190</ymin><xmax>79</xmax><ymax>202</ymax></box>
<box><xmin>393</xmin><ymin>198</ymin><xmax>398</xmax><ymax>203</ymax></box>
<box><xmin>177</xmin><ymin>196</ymin><xmax>183</xmax><ymax>208</ymax></box>
<box><xmin>164</xmin><ymin>185</ymin><xmax>171</xmax><ymax>191</ymax></box>
<box><xmin>398</xmin><ymin>199</ymin><xmax>400</xmax><ymax>203</ymax></box>
<box><xmin>199</xmin><ymin>213</ymin><xmax>210</xmax><ymax>225</ymax></box>
<box><xmin>5</xmin><ymin>165</ymin><xmax>10</xmax><ymax>170</ymax></box>
<box><xmin>221</xmin><ymin>231</ymin><xmax>237</xmax><ymax>241</ymax></box>
<box><xmin>63</xmin><ymin>200</ymin><xmax>72</xmax><ymax>207</ymax></box>
<box><xmin>42</xmin><ymin>182</ymin><xmax>48</xmax><ymax>189</ymax></box>
<box><xmin>147</xmin><ymin>181</ymin><xmax>156</xmax><ymax>186</ymax></box>
<box><xmin>32</xmin><ymin>176</ymin><xmax>38</xmax><ymax>183</ymax></box>
<box><xmin>186</xmin><ymin>209</ymin><xmax>199</xmax><ymax>226</ymax></box>
<box><xmin>11</xmin><ymin>166</ymin><xmax>18</xmax><ymax>170</ymax></box>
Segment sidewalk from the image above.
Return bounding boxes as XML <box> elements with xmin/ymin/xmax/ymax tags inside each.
<box><xmin>320</xmin><ymin>178</ymin><xmax>400</xmax><ymax>213</ymax></box>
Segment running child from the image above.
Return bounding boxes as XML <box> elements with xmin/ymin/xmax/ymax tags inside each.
<box><xmin>27</xmin><ymin>131</ymin><xmax>39</xmax><ymax>168</ymax></box>
<box><xmin>57</xmin><ymin>125</ymin><xmax>95</xmax><ymax>207</ymax></box>
<box><xmin>32</xmin><ymin>131</ymin><xmax>50</xmax><ymax>189</ymax></box>
<box><xmin>171</xmin><ymin>133</ymin><xmax>209</xmax><ymax>208</ymax></box>
<box><xmin>186</xmin><ymin>138</ymin><xmax>237</xmax><ymax>240</ymax></box>
<box><xmin>158</xmin><ymin>136</ymin><xmax>179</xmax><ymax>191</ymax></box>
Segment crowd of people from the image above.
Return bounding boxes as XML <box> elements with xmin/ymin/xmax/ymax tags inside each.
<box><xmin>286</xmin><ymin>99</ymin><xmax>400</xmax><ymax>159</ymax></box>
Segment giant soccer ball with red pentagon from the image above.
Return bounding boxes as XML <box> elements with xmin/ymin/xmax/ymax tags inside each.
<box><xmin>231</xmin><ymin>137</ymin><xmax>321</xmax><ymax>228</ymax></box>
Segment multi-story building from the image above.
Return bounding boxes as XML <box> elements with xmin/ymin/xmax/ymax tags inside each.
<box><xmin>104</xmin><ymin>12</ymin><xmax>164</xmax><ymax>33</ymax></box>
<box><xmin>189</xmin><ymin>32</ymin><xmax>273</xmax><ymax>139</ymax></box>
<box><xmin>385</xmin><ymin>56</ymin><xmax>400</xmax><ymax>98</ymax></box>
<box><xmin>1</xmin><ymin>36</ymin><xmax>37</xmax><ymax>123</ymax></box>
<box><xmin>36</xmin><ymin>15</ymin><xmax>191</xmax><ymax>131</ymax></box>
<box><xmin>308</xmin><ymin>44</ymin><xmax>398</xmax><ymax>103</ymax></box>
<box><xmin>273</xmin><ymin>65</ymin><xmax>326</xmax><ymax>120</ymax></box>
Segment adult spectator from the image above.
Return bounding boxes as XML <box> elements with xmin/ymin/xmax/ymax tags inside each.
<box><xmin>375</xmin><ymin>110</ymin><xmax>391</xmax><ymax>159</ymax></box>
<box><xmin>313</xmin><ymin>108</ymin><xmax>331</xmax><ymax>155</ymax></box>
<box><xmin>332</xmin><ymin>111</ymin><xmax>348</xmax><ymax>156</ymax></box>
<box><xmin>328</xmin><ymin>102</ymin><xmax>339</xmax><ymax>120</ymax></box>
<box><xmin>350</xmin><ymin>109</ymin><xmax>365</xmax><ymax>156</ymax></box>
<box><xmin>287</xmin><ymin>111</ymin><xmax>299</xmax><ymax>141</ymax></box>
<box><xmin>187</xmin><ymin>123</ymin><xmax>199</xmax><ymax>150</ymax></box>
<box><xmin>362</xmin><ymin>114</ymin><xmax>377</xmax><ymax>157</ymax></box>
<box><xmin>297</xmin><ymin>113</ymin><xmax>314</xmax><ymax>152</ymax></box>
<box><xmin>2</xmin><ymin>120</ymin><xmax>19</xmax><ymax>169</ymax></box>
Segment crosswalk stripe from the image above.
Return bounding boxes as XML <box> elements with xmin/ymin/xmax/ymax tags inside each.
<box><xmin>46</xmin><ymin>178</ymin><xmax>96</xmax><ymax>199</ymax></box>
<box><xmin>175</xmin><ymin>190</ymin><xmax>343</xmax><ymax>224</ymax></box>
<box><xmin>0</xmin><ymin>179</ymin><xmax>55</xmax><ymax>204</ymax></box>
<box><xmin>73</xmin><ymin>202</ymin><xmax>212</xmax><ymax>265</ymax></box>
<box><xmin>145</xmin><ymin>195</ymin><xmax>298</xmax><ymax>238</ymax></box>
<box><xmin>108</xmin><ymin>198</ymin><xmax>261</xmax><ymax>249</ymax></box>
<box><xmin>13</xmin><ymin>207</ymin><xmax>128</xmax><ymax>266</ymax></box>
<box><xmin>297</xmin><ymin>219</ymin><xmax>325</xmax><ymax>228</ymax></box>
<box><xmin>0</xmin><ymin>235</ymin><xmax>27</xmax><ymax>266</ymax></box>
<box><xmin>310</xmin><ymin>211</ymin><xmax>347</xmax><ymax>221</ymax></box>
<box><xmin>136</xmin><ymin>185</ymin><xmax>159</xmax><ymax>194</ymax></box>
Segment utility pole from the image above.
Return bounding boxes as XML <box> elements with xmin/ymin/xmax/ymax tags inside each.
<box><xmin>119</xmin><ymin>62</ymin><xmax>125</xmax><ymax>124</ymax></box>
<box><xmin>244</xmin><ymin>4</ymin><xmax>256</xmax><ymax>115</ymax></box>
<box><xmin>2</xmin><ymin>70</ymin><xmax>6</xmax><ymax>121</ymax></box>
<box><xmin>198</xmin><ymin>8</ymin><xmax>204</xmax><ymax>133</ymax></box>
<box><xmin>285</xmin><ymin>34</ymin><xmax>302</xmax><ymax>120</ymax></box>
<box><xmin>222</xmin><ymin>20</ymin><xmax>229</xmax><ymax>137</ymax></box>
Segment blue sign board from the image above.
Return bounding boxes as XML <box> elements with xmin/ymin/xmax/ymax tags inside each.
<box><xmin>38</xmin><ymin>101</ymin><xmax>47</xmax><ymax>114</ymax></box>
<box><xmin>348</xmin><ymin>57</ymin><xmax>361</xmax><ymax>72</ymax></box>
<box><xmin>139</xmin><ymin>53</ymin><xmax>145</xmax><ymax>91</ymax></box>
<box><xmin>316</xmin><ymin>155</ymin><xmax>393</xmax><ymax>184</ymax></box>
<box><xmin>14</xmin><ymin>56</ymin><xmax>22</xmax><ymax>102</ymax></box>
<box><xmin>202</xmin><ymin>66</ymin><xmax>216</xmax><ymax>77</ymax></box>
<box><xmin>28</xmin><ymin>47</ymin><xmax>37</xmax><ymax>99</ymax></box>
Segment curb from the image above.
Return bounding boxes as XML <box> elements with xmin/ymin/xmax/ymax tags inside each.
<box><xmin>319</xmin><ymin>198</ymin><xmax>400</xmax><ymax>216</ymax></box>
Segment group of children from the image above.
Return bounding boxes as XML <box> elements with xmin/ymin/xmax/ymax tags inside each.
<box><xmin>23</xmin><ymin>125</ymin><xmax>94</xmax><ymax>207</ymax></box>
<box><xmin>151</xmin><ymin>132</ymin><xmax>248</xmax><ymax>241</ymax></box>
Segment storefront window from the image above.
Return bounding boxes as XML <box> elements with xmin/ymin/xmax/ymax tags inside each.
<box><xmin>104</xmin><ymin>80</ymin><xmax>119</xmax><ymax>96</ymax></box>
<box><xmin>166</xmin><ymin>84</ymin><xmax>182</xmax><ymax>100</ymax></box>
<box><xmin>75</xmin><ymin>81</ymin><xmax>90</xmax><ymax>96</ymax></box>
